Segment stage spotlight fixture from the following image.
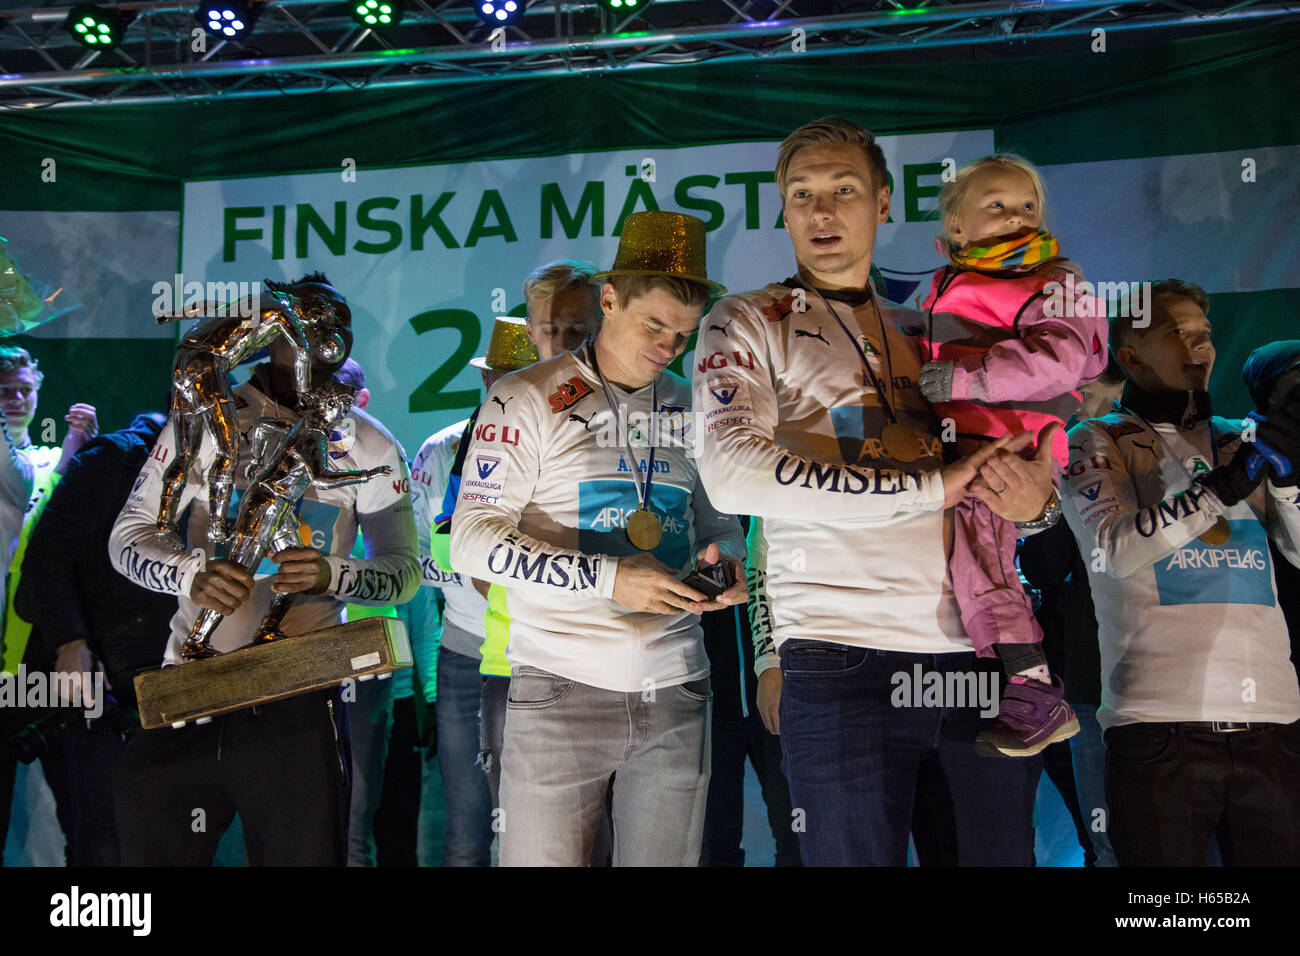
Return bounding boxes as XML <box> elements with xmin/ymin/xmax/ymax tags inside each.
<box><xmin>63</xmin><ymin>5</ymin><xmax>129</xmax><ymax>48</ymax></box>
<box><xmin>352</xmin><ymin>0</ymin><xmax>406</xmax><ymax>28</ymax></box>
<box><xmin>600</xmin><ymin>0</ymin><xmax>645</xmax><ymax>10</ymax></box>
<box><xmin>198</xmin><ymin>0</ymin><xmax>261</xmax><ymax>41</ymax></box>
<box><xmin>475</xmin><ymin>0</ymin><xmax>525</xmax><ymax>25</ymax></box>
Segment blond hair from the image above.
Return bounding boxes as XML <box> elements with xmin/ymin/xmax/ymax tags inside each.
<box><xmin>522</xmin><ymin>260</ymin><xmax>599</xmax><ymax>310</ymax></box>
<box><xmin>936</xmin><ymin>154</ymin><xmax>1048</xmax><ymax>260</ymax></box>
<box><xmin>776</xmin><ymin>117</ymin><xmax>889</xmax><ymax>200</ymax></box>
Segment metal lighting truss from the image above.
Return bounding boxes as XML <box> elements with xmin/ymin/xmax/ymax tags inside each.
<box><xmin>0</xmin><ymin>0</ymin><xmax>1294</xmax><ymax>108</ymax></box>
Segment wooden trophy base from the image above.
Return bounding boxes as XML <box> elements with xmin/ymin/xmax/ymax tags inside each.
<box><xmin>134</xmin><ymin>617</ymin><xmax>411</xmax><ymax>730</ymax></box>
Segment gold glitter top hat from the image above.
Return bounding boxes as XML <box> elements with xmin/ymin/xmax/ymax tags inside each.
<box><xmin>593</xmin><ymin>211</ymin><xmax>727</xmax><ymax>297</ymax></box>
<box><xmin>470</xmin><ymin>316</ymin><xmax>540</xmax><ymax>371</ymax></box>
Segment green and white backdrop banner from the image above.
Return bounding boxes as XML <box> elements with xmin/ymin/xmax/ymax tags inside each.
<box><xmin>174</xmin><ymin>129</ymin><xmax>991</xmax><ymax>447</ymax></box>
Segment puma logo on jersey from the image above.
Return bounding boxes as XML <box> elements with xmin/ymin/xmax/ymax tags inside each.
<box><xmin>569</xmin><ymin>413</ymin><xmax>591</xmax><ymax>431</ymax></box>
<box><xmin>709</xmin><ymin>318</ymin><xmax>734</xmax><ymax>337</ymax></box>
<box><xmin>492</xmin><ymin>395</ymin><xmax>513</xmax><ymax>413</ymax></box>
<box><xmin>795</xmin><ymin>327</ymin><xmax>829</xmax><ymax>345</ymax></box>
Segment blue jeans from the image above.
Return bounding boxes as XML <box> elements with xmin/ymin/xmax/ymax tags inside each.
<box><xmin>779</xmin><ymin>641</ymin><xmax>1040</xmax><ymax>866</ymax></box>
<box><xmin>435</xmin><ymin>646</ymin><xmax>494</xmax><ymax>866</ymax></box>
<box><xmin>1069</xmin><ymin>703</ymin><xmax>1117</xmax><ymax>866</ymax></box>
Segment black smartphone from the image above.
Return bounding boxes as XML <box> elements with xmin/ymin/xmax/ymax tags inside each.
<box><xmin>681</xmin><ymin>559</ymin><xmax>736</xmax><ymax>600</ymax></box>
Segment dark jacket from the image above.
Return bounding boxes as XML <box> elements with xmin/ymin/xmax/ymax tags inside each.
<box><xmin>18</xmin><ymin>414</ymin><xmax>176</xmax><ymax>704</ymax></box>
<box><xmin>1018</xmin><ymin>519</ymin><xmax>1102</xmax><ymax>706</ymax></box>
<box><xmin>701</xmin><ymin>515</ymin><xmax>761</xmax><ymax>722</ymax></box>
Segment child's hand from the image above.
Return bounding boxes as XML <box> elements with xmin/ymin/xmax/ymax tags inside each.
<box><xmin>919</xmin><ymin>362</ymin><xmax>954</xmax><ymax>403</ymax></box>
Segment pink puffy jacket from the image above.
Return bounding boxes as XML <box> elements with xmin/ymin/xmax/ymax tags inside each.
<box><xmin>918</xmin><ymin>262</ymin><xmax>1110</xmax><ymax>469</ymax></box>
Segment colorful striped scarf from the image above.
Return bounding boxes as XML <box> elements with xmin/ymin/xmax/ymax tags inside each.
<box><xmin>949</xmin><ymin>230</ymin><xmax>1061</xmax><ymax>272</ymax></box>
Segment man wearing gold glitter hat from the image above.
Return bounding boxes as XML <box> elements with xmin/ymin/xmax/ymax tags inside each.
<box><xmin>451</xmin><ymin>211</ymin><xmax>747</xmax><ymax>866</ymax></box>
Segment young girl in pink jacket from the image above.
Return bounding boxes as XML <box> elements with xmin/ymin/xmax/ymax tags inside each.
<box><xmin>918</xmin><ymin>154</ymin><xmax>1109</xmax><ymax>756</ymax></box>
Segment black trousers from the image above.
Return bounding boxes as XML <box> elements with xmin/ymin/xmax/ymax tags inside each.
<box><xmin>1105</xmin><ymin>720</ymin><xmax>1300</xmax><ymax>866</ymax></box>
<box><xmin>372</xmin><ymin>694</ymin><xmax>421</xmax><ymax>867</ymax></box>
<box><xmin>65</xmin><ymin>720</ymin><xmax>132</xmax><ymax>867</ymax></box>
<box><xmin>114</xmin><ymin>689</ymin><xmax>351</xmax><ymax>866</ymax></box>
<box><xmin>701</xmin><ymin>711</ymin><xmax>801</xmax><ymax>867</ymax></box>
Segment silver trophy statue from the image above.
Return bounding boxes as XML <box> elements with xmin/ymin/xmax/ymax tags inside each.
<box><xmin>180</xmin><ymin>380</ymin><xmax>391</xmax><ymax>661</ymax></box>
<box><xmin>155</xmin><ymin>286</ymin><xmax>349</xmax><ymax>543</ymax></box>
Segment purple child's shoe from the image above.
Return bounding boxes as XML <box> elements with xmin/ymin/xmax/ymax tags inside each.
<box><xmin>975</xmin><ymin>675</ymin><xmax>1080</xmax><ymax>757</ymax></box>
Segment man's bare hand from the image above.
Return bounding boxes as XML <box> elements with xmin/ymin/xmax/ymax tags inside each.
<box><xmin>757</xmin><ymin>668</ymin><xmax>781</xmax><ymax>734</ymax></box>
<box><xmin>55</xmin><ymin>402</ymin><xmax>99</xmax><ymax>475</ymax></box>
<box><xmin>686</xmin><ymin>542</ymin><xmax>748</xmax><ymax>613</ymax></box>
<box><xmin>971</xmin><ymin>422</ymin><xmax>1061</xmax><ymax>522</ymax></box>
<box><xmin>64</xmin><ymin>402</ymin><xmax>98</xmax><ymax>441</ymax></box>
<box><xmin>612</xmin><ymin>552</ymin><xmax>710</xmax><ymax>615</ymax></box>
<box><xmin>54</xmin><ymin>639</ymin><xmax>109</xmax><ymax>707</ymax></box>
<box><xmin>940</xmin><ymin>431</ymin><xmax>1034</xmax><ymax>509</ymax></box>
<box><xmin>189</xmin><ymin>559</ymin><xmax>255</xmax><ymax>614</ymax></box>
<box><xmin>270</xmin><ymin>547</ymin><xmax>331</xmax><ymax>594</ymax></box>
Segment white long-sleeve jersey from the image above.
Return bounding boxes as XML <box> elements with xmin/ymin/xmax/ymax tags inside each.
<box><xmin>449</xmin><ymin>343</ymin><xmax>744</xmax><ymax>693</ymax></box>
<box><xmin>693</xmin><ymin>281</ymin><xmax>969</xmax><ymax>655</ymax></box>
<box><xmin>410</xmin><ymin>418</ymin><xmax>488</xmax><ymax>658</ymax></box>
<box><xmin>110</xmin><ymin>378</ymin><xmax>421</xmax><ymax>666</ymax></box>
<box><xmin>1061</xmin><ymin>408</ymin><xmax>1300</xmax><ymax>730</ymax></box>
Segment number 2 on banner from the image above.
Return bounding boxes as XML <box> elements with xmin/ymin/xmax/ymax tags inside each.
<box><xmin>408</xmin><ymin>309</ymin><xmax>483</xmax><ymax>414</ymax></box>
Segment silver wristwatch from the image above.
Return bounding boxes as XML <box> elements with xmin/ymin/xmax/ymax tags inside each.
<box><xmin>1016</xmin><ymin>489</ymin><xmax>1062</xmax><ymax>535</ymax></box>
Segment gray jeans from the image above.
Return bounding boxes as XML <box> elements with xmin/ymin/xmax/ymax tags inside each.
<box><xmin>500</xmin><ymin>666</ymin><xmax>712</xmax><ymax>866</ymax></box>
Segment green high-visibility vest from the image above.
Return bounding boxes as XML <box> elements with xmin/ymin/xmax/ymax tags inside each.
<box><xmin>2</xmin><ymin>447</ymin><xmax>60</xmax><ymax>674</ymax></box>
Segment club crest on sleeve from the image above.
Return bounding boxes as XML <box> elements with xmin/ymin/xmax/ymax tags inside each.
<box><xmin>710</xmin><ymin>383</ymin><xmax>740</xmax><ymax>406</ymax></box>
<box><xmin>328</xmin><ymin>417</ymin><xmax>357</xmax><ymax>460</ymax></box>
<box><xmin>461</xmin><ymin>454</ymin><xmax>509</xmax><ymax>505</ymax></box>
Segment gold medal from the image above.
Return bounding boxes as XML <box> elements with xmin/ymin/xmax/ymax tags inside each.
<box><xmin>626</xmin><ymin>508</ymin><xmax>663</xmax><ymax>551</ymax></box>
<box><xmin>881</xmin><ymin>423</ymin><xmax>923</xmax><ymax>463</ymax></box>
<box><xmin>1199</xmin><ymin>517</ymin><xmax>1231</xmax><ymax>546</ymax></box>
